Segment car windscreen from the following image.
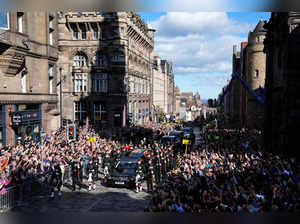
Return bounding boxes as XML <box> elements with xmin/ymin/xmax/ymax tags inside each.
<box><xmin>169</xmin><ymin>131</ymin><xmax>182</xmax><ymax>136</ymax></box>
<box><xmin>111</xmin><ymin>167</ymin><xmax>135</xmax><ymax>175</ymax></box>
<box><xmin>119</xmin><ymin>161</ymin><xmax>137</xmax><ymax>169</ymax></box>
<box><xmin>127</xmin><ymin>149</ymin><xmax>143</xmax><ymax>157</ymax></box>
<box><xmin>162</xmin><ymin>137</ymin><xmax>174</xmax><ymax>144</ymax></box>
<box><xmin>183</xmin><ymin>128</ymin><xmax>193</xmax><ymax>133</ymax></box>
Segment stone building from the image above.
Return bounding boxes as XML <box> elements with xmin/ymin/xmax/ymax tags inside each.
<box><xmin>264</xmin><ymin>12</ymin><xmax>300</xmax><ymax>158</ymax></box>
<box><xmin>152</xmin><ymin>55</ymin><xmax>168</xmax><ymax>113</ymax></box>
<box><xmin>174</xmin><ymin>86</ymin><xmax>181</xmax><ymax>115</ymax></box>
<box><xmin>164</xmin><ymin>60</ymin><xmax>175</xmax><ymax>114</ymax></box>
<box><xmin>230</xmin><ymin>45</ymin><xmax>242</xmax><ymax>127</ymax></box>
<box><xmin>0</xmin><ymin>12</ymin><xmax>59</xmax><ymax>146</ymax></box>
<box><xmin>57</xmin><ymin>11</ymin><xmax>154</xmax><ymax>129</ymax></box>
<box><xmin>244</xmin><ymin>20</ymin><xmax>266</xmax><ymax>129</ymax></box>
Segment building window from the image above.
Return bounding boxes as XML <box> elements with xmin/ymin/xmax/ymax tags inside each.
<box><xmin>72</xmin><ymin>30</ymin><xmax>79</xmax><ymax>40</ymax></box>
<box><xmin>74</xmin><ymin>73</ymin><xmax>88</xmax><ymax>92</ymax></box>
<box><xmin>92</xmin><ymin>52</ymin><xmax>107</xmax><ymax>67</ymax></box>
<box><xmin>48</xmin><ymin>65</ymin><xmax>54</xmax><ymax>94</ymax></box>
<box><xmin>256</xmin><ymin>36</ymin><xmax>259</xmax><ymax>43</ymax></box>
<box><xmin>73</xmin><ymin>52</ymin><xmax>88</xmax><ymax>67</ymax></box>
<box><xmin>21</xmin><ymin>72</ymin><xmax>26</xmax><ymax>93</ymax></box>
<box><xmin>111</xmin><ymin>53</ymin><xmax>125</xmax><ymax>62</ymax></box>
<box><xmin>0</xmin><ymin>12</ymin><xmax>9</xmax><ymax>29</ymax></box>
<box><xmin>81</xmin><ymin>31</ymin><xmax>87</xmax><ymax>40</ymax></box>
<box><xmin>142</xmin><ymin>80</ymin><xmax>145</xmax><ymax>94</ymax></box>
<box><xmin>138</xmin><ymin>79</ymin><xmax>141</xmax><ymax>94</ymax></box>
<box><xmin>93</xmin><ymin>29</ymin><xmax>98</xmax><ymax>40</ymax></box>
<box><xmin>17</xmin><ymin>12</ymin><xmax>24</xmax><ymax>33</ymax></box>
<box><xmin>94</xmin><ymin>103</ymin><xmax>107</xmax><ymax>123</ymax></box>
<box><xmin>74</xmin><ymin>101</ymin><xmax>87</xmax><ymax>123</ymax></box>
<box><xmin>255</xmin><ymin>70</ymin><xmax>259</xmax><ymax>78</ymax></box>
<box><xmin>133</xmin><ymin>78</ymin><xmax>136</xmax><ymax>93</ymax></box>
<box><xmin>49</xmin><ymin>16</ymin><xmax>54</xmax><ymax>45</ymax></box>
<box><xmin>92</xmin><ymin>73</ymin><xmax>108</xmax><ymax>93</ymax></box>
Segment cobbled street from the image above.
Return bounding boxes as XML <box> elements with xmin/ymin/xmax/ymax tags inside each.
<box><xmin>10</xmin><ymin>181</ymin><xmax>151</xmax><ymax>213</ymax></box>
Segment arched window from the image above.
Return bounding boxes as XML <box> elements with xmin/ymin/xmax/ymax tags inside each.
<box><xmin>92</xmin><ymin>52</ymin><xmax>107</xmax><ymax>67</ymax></box>
<box><xmin>73</xmin><ymin>52</ymin><xmax>88</xmax><ymax>67</ymax></box>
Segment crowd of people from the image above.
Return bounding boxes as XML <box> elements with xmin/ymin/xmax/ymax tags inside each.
<box><xmin>1</xmin><ymin>117</ymin><xmax>300</xmax><ymax>213</ymax></box>
<box><xmin>0</xmin><ymin>122</ymin><xmax>177</xmax><ymax>201</ymax></box>
<box><xmin>147</xmin><ymin>128</ymin><xmax>300</xmax><ymax>213</ymax></box>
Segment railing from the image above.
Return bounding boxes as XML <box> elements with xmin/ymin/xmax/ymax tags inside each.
<box><xmin>0</xmin><ymin>187</ymin><xmax>15</xmax><ymax>212</ymax></box>
<box><xmin>0</xmin><ymin>165</ymin><xmax>73</xmax><ymax>212</ymax></box>
<box><xmin>0</xmin><ymin>30</ymin><xmax>11</xmax><ymax>45</ymax></box>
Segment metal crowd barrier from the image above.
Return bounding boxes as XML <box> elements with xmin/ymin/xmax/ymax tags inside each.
<box><xmin>0</xmin><ymin>187</ymin><xmax>16</xmax><ymax>212</ymax></box>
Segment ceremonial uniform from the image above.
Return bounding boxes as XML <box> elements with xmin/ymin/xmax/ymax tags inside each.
<box><xmin>71</xmin><ymin>161</ymin><xmax>81</xmax><ymax>191</ymax></box>
<box><xmin>102</xmin><ymin>155</ymin><xmax>112</xmax><ymax>183</ymax></box>
<box><xmin>87</xmin><ymin>159</ymin><xmax>98</xmax><ymax>191</ymax></box>
<box><xmin>153</xmin><ymin>155</ymin><xmax>161</xmax><ymax>184</ymax></box>
<box><xmin>49</xmin><ymin>163</ymin><xmax>62</xmax><ymax>198</ymax></box>
<box><xmin>135</xmin><ymin>161</ymin><xmax>144</xmax><ymax>193</ymax></box>
<box><xmin>145</xmin><ymin>160</ymin><xmax>154</xmax><ymax>193</ymax></box>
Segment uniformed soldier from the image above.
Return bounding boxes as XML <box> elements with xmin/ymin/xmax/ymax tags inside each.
<box><xmin>102</xmin><ymin>153</ymin><xmax>112</xmax><ymax>184</ymax></box>
<box><xmin>87</xmin><ymin>158</ymin><xmax>98</xmax><ymax>191</ymax></box>
<box><xmin>145</xmin><ymin>159</ymin><xmax>154</xmax><ymax>193</ymax></box>
<box><xmin>48</xmin><ymin>161</ymin><xmax>63</xmax><ymax>198</ymax></box>
<box><xmin>160</xmin><ymin>151</ymin><xmax>167</xmax><ymax>179</ymax></box>
<box><xmin>153</xmin><ymin>153</ymin><xmax>161</xmax><ymax>184</ymax></box>
<box><xmin>135</xmin><ymin>159</ymin><xmax>144</xmax><ymax>193</ymax></box>
<box><xmin>70</xmin><ymin>159</ymin><xmax>81</xmax><ymax>192</ymax></box>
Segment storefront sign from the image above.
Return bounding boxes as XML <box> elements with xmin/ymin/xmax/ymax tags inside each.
<box><xmin>21</xmin><ymin>111</ymin><xmax>39</xmax><ymax>121</ymax></box>
<box><xmin>12</xmin><ymin>113</ymin><xmax>22</xmax><ymax>126</ymax></box>
<box><xmin>12</xmin><ymin>111</ymin><xmax>39</xmax><ymax>126</ymax></box>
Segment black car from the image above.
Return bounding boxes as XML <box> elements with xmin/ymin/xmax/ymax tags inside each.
<box><xmin>182</xmin><ymin>127</ymin><xmax>195</xmax><ymax>145</ymax></box>
<box><xmin>161</xmin><ymin>135</ymin><xmax>176</xmax><ymax>145</ymax></box>
<box><xmin>107</xmin><ymin>148</ymin><xmax>149</xmax><ymax>188</ymax></box>
<box><xmin>168</xmin><ymin>130</ymin><xmax>184</xmax><ymax>144</ymax></box>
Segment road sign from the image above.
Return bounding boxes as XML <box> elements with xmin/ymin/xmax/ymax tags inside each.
<box><xmin>88</xmin><ymin>136</ymin><xmax>97</xmax><ymax>142</ymax></box>
<box><xmin>182</xmin><ymin>139</ymin><xmax>191</xmax><ymax>145</ymax></box>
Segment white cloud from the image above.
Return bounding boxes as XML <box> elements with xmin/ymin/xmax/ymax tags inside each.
<box><xmin>150</xmin><ymin>12</ymin><xmax>252</xmax><ymax>37</ymax></box>
<box><xmin>150</xmin><ymin>12</ymin><xmax>250</xmax><ymax>98</ymax></box>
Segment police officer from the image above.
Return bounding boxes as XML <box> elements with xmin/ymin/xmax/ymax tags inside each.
<box><xmin>135</xmin><ymin>159</ymin><xmax>144</xmax><ymax>193</ymax></box>
<box><xmin>49</xmin><ymin>161</ymin><xmax>62</xmax><ymax>198</ymax></box>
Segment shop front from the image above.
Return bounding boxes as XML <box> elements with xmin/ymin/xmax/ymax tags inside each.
<box><xmin>11</xmin><ymin>104</ymin><xmax>42</xmax><ymax>143</ymax></box>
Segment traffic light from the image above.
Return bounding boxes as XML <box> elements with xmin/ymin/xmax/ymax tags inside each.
<box><xmin>67</xmin><ymin>124</ymin><xmax>76</xmax><ymax>141</ymax></box>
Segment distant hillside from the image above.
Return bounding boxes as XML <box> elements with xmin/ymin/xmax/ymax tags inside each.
<box><xmin>201</xmin><ymin>99</ymin><xmax>208</xmax><ymax>103</ymax></box>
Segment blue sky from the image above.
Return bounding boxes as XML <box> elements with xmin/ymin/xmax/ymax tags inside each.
<box><xmin>139</xmin><ymin>12</ymin><xmax>271</xmax><ymax>100</ymax></box>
